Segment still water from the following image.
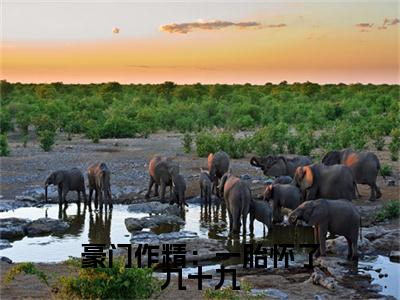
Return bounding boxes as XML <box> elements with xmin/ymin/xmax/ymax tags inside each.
<box><xmin>0</xmin><ymin>202</ymin><xmax>398</xmax><ymax>298</ymax></box>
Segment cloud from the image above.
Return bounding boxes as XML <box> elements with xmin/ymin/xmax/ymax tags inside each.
<box><xmin>265</xmin><ymin>23</ymin><xmax>287</xmax><ymax>28</ymax></box>
<box><xmin>355</xmin><ymin>23</ymin><xmax>374</xmax><ymax>28</ymax></box>
<box><xmin>159</xmin><ymin>20</ymin><xmax>262</xmax><ymax>34</ymax></box>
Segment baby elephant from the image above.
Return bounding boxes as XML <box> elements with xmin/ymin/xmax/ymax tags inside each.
<box><xmin>289</xmin><ymin>199</ymin><xmax>361</xmax><ymax>260</ymax></box>
<box><xmin>45</xmin><ymin>168</ymin><xmax>87</xmax><ymax>205</ymax></box>
<box><xmin>218</xmin><ymin>173</ymin><xmax>251</xmax><ymax>234</ymax></box>
<box><xmin>199</xmin><ymin>169</ymin><xmax>212</xmax><ymax>204</ymax></box>
<box><xmin>264</xmin><ymin>184</ymin><xmax>302</xmax><ymax>223</ymax></box>
<box><xmin>249</xmin><ymin>199</ymin><xmax>273</xmax><ymax>232</ymax></box>
<box><xmin>171</xmin><ymin>174</ymin><xmax>187</xmax><ymax>208</ymax></box>
<box><xmin>87</xmin><ymin>163</ymin><xmax>112</xmax><ymax>209</ymax></box>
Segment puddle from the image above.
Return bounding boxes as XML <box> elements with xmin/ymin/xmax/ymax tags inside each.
<box><xmin>359</xmin><ymin>255</ymin><xmax>400</xmax><ymax>298</ymax></box>
<box><xmin>0</xmin><ymin>201</ymin><xmax>398</xmax><ymax>297</ymax></box>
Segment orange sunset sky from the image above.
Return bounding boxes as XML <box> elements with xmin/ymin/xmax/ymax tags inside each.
<box><xmin>1</xmin><ymin>0</ymin><xmax>399</xmax><ymax>84</ymax></box>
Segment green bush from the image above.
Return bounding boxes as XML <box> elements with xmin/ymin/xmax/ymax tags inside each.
<box><xmin>85</xmin><ymin>120</ymin><xmax>101</xmax><ymax>143</ymax></box>
<box><xmin>196</xmin><ymin>131</ymin><xmax>218</xmax><ymax>157</ymax></box>
<box><xmin>182</xmin><ymin>132</ymin><xmax>193</xmax><ymax>153</ymax></box>
<box><xmin>38</xmin><ymin>130</ymin><xmax>56</xmax><ymax>151</ymax></box>
<box><xmin>389</xmin><ymin>129</ymin><xmax>400</xmax><ymax>161</ymax></box>
<box><xmin>380</xmin><ymin>164</ymin><xmax>392</xmax><ymax>177</ymax></box>
<box><xmin>0</xmin><ymin>134</ymin><xmax>10</xmax><ymax>156</ymax></box>
<box><xmin>371</xmin><ymin>130</ymin><xmax>385</xmax><ymax>151</ymax></box>
<box><xmin>251</xmin><ymin>127</ymin><xmax>275</xmax><ymax>156</ymax></box>
<box><xmin>375</xmin><ymin>200</ymin><xmax>400</xmax><ymax>222</ymax></box>
<box><xmin>4</xmin><ymin>262</ymin><xmax>48</xmax><ymax>286</ymax></box>
<box><xmin>58</xmin><ymin>259</ymin><xmax>158</xmax><ymax>299</ymax></box>
<box><xmin>0</xmin><ymin>110</ymin><xmax>13</xmax><ymax>133</ymax></box>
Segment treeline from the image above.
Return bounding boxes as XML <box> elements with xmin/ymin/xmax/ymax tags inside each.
<box><xmin>0</xmin><ymin>80</ymin><xmax>399</xmax><ymax>158</ymax></box>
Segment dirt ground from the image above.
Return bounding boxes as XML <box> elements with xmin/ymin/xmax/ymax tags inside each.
<box><xmin>0</xmin><ymin>132</ymin><xmax>399</xmax><ymax>299</ymax></box>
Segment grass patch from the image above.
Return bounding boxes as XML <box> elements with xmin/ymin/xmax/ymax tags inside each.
<box><xmin>58</xmin><ymin>258</ymin><xmax>159</xmax><ymax>299</ymax></box>
<box><xmin>3</xmin><ymin>262</ymin><xmax>49</xmax><ymax>286</ymax></box>
<box><xmin>380</xmin><ymin>164</ymin><xmax>392</xmax><ymax>177</ymax></box>
<box><xmin>204</xmin><ymin>281</ymin><xmax>262</xmax><ymax>300</ymax></box>
<box><xmin>375</xmin><ymin>200</ymin><xmax>400</xmax><ymax>222</ymax></box>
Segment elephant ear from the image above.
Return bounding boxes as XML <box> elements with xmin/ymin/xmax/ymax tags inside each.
<box><xmin>54</xmin><ymin>171</ymin><xmax>64</xmax><ymax>185</ymax></box>
<box><xmin>218</xmin><ymin>173</ymin><xmax>229</xmax><ymax>193</ymax></box>
<box><xmin>322</xmin><ymin>151</ymin><xmax>340</xmax><ymax>165</ymax></box>
<box><xmin>296</xmin><ymin>166</ymin><xmax>314</xmax><ymax>190</ymax></box>
<box><xmin>306</xmin><ymin>201</ymin><xmax>326</xmax><ymax>226</ymax></box>
<box><xmin>277</xmin><ymin>156</ymin><xmax>289</xmax><ymax>174</ymax></box>
<box><xmin>294</xmin><ymin>167</ymin><xmax>304</xmax><ymax>187</ymax></box>
<box><xmin>207</xmin><ymin>153</ymin><xmax>214</xmax><ymax>172</ymax></box>
<box><xmin>263</xmin><ymin>184</ymin><xmax>274</xmax><ymax>201</ymax></box>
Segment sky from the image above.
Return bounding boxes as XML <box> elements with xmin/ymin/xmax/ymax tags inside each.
<box><xmin>1</xmin><ymin>0</ymin><xmax>399</xmax><ymax>84</ymax></box>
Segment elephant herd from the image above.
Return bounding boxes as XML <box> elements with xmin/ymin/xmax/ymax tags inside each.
<box><xmin>44</xmin><ymin>147</ymin><xmax>384</xmax><ymax>260</ymax></box>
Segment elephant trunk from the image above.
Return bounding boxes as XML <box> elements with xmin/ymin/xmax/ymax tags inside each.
<box><xmin>45</xmin><ymin>184</ymin><xmax>48</xmax><ymax>202</ymax></box>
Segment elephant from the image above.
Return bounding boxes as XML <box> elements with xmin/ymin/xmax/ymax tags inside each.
<box><xmin>208</xmin><ymin>151</ymin><xmax>230</xmax><ymax>196</ymax></box>
<box><xmin>171</xmin><ymin>173</ymin><xmax>187</xmax><ymax>208</ymax></box>
<box><xmin>250</xmin><ymin>155</ymin><xmax>313</xmax><ymax>178</ymax></box>
<box><xmin>145</xmin><ymin>156</ymin><xmax>179</xmax><ymax>202</ymax></box>
<box><xmin>322</xmin><ymin>149</ymin><xmax>382</xmax><ymax>201</ymax></box>
<box><xmin>249</xmin><ymin>199</ymin><xmax>273</xmax><ymax>232</ymax></box>
<box><xmin>45</xmin><ymin>168</ymin><xmax>87</xmax><ymax>205</ymax></box>
<box><xmin>87</xmin><ymin>163</ymin><xmax>112</xmax><ymax>210</ymax></box>
<box><xmin>288</xmin><ymin>199</ymin><xmax>361</xmax><ymax>260</ymax></box>
<box><xmin>294</xmin><ymin>164</ymin><xmax>356</xmax><ymax>201</ymax></box>
<box><xmin>263</xmin><ymin>183</ymin><xmax>302</xmax><ymax>223</ymax></box>
<box><xmin>199</xmin><ymin>168</ymin><xmax>212</xmax><ymax>204</ymax></box>
<box><xmin>272</xmin><ymin>176</ymin><xmax>293</xmax><ymax>185</ymax></box>
<box><xmin>218</xmin><ymin>172</ymin><xmax>251</xmax><ymax>234</ymax></box>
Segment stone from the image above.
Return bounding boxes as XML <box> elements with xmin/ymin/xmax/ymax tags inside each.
<box><xmin>125</xmin><ymin>218</ymin><xmax>144</xmax><ymax>232</ymax></box>
<box><xmin>0</xmin><ymin>256</ymin><xmax>12</xmax><ymax>264</ymax></box>
<box><xmin>386</xmin><ymin>179</ymin><xmax>395</xmax><ymax>186</ymax></box>
<box><xmin>130</xmin><ymin>231</ymin><xmax>198</xmax><ymax>244</ymax></box>
<box><xmin>125</xmin><ymin>215</ymin><xmax>185</xmax><ymax>232</ymax></box>
<box><xmin>25</xmin><ymin>218</ymin><xmax>69</xmax><ymax>236</ymax></box>
<box><xmin>0</xmin><ymin>200</ymin><xmax>31</xmax><ymax>212</ymax></box>
<box><xmin>0</xmin><ymin>239</ymin><xmax>12</xmax><ymax>250</ymax></box>
<box><xmin>127</xmin><ymin>201</ymin><xmax>180</xmax><ymax>215</ymax></box>
<box><xmin>0</xmin><ymin>218</ymin><xmax>30</xmax><ymax>239</ymax></box>
<box><xmin>326</xmin><ymin>235</ymin><xmax>375</xmax><ymax>256</ymax></box>
<box><xmin>307</xmin><ymin>267</ymin><xmax>337</xmax><ymax>291</ymax></box>
<box><xmin>389</xmin><ymin>250</ymin><xmax>400</xmax><ymax>262</ymax></box>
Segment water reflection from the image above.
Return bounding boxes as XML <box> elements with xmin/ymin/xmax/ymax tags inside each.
<box><xmin>88</xmin><ymin>208</ymin><xmax>112</xmax><ymax>245</ymax></box>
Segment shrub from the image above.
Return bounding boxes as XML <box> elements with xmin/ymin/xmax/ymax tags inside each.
<box><xmin>296</xmin><ymin>130</ymin><xmax>314</xmax><ymax>156</ymax></box>
<box><xmin>38</xmin><ymin>130</ymin><xmax>56</xmax><ymax>151</ymax></box>
<box><xmin>0</xmin><ymin>110</ymin><xmax>13</xmax><ymax>133</ymax></box>
<box><xmin>389</xmin><ymin>129</ymin><xmax>400</xmax><ymax>161</ymax></box>
<box><xmin>4</xmin><ymin>262</ymin><xmax>48</xmax><ymax>286</ymax></box>
<box><xmin>375</xmin><ymin>200</ymin><xmax>400</xmax><ymax>222</ymax></box>
<box><xmin>251</xmin><ymin>127</ymin><xmax>275</xmax><ymax>156</ymax></box>
<box><xmin>195</xmin><ymin>131</ymin><xmax>218</xmax><ymax>157</ymax></box>
<box><xmin>380</xmin><ymin>164</ymin><xmax>392</xmax><ymax>177</ymax></box>
<box><xmin>182</xmin><ymin>132</ymin><xmax>193</xmax><ymax>153</ymax></box>
<box><xmin>85</xmin><ymin>120</ymin><xmax>101</xmax><ymax>143</ymax></box>
<box><xmin>0</xmin><ymin>134</ymin><xmax>10</xmax><ymax>156</ymax></box>
<box><xmin>371</xmin><ymin>130</ymin><xmax>385</xmax><ymax>151</ymax></box>
<box><xmin>58</xmin><ymin>259</ymin><xmax>158</xmax><ymax>299</ymax></box>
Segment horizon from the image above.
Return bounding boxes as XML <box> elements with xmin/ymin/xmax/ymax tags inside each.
<box><xmin>1</xmin><ymin>0</ymin><xmax>399</xmax><ymax>84</ymax></box>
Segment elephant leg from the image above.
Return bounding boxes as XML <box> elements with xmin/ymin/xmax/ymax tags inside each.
<box><xmin>200</xmin><ymin>187</ymin><xmax>203</xmax><ymax>201</ymax></box>
<box><xmin>145</xmin><ymin>177</ymin><xmax>154</xmax><ymax>199</ymax></box>
<box><xmin>375</xmin><ymin>184</ymin><xmax>382</xmax><ymax>199</ymax></box>
<box><xmin>318</xmin><ymin>224</ymin><xmax>328</xmax><ymax>256</ymax></box>
<box><xmin>58</xmin><ymin>186</ymin><xmax>63</xmax><ymax>204</ymax></box>
<box><xmin>346</xmin><ymin>237</ymin><xmax>353</xmax><ymax>260</ymax></box>
<box><xmin>82</xmin><ymin>187</ymin><xmax>87</xmax><ymax>204</ymax></box>
<box><xmin>94</xmin><ymin>189</ymin><xmax>99</xmax><ymax>210</ymax></box>
<box><xmin>89</xmin><ymin>188</ymin><xmax>93</xmax><ymax>203</ymax></box>
<box><xmin>369</xmin><ymin>184</ymin><xmax>376</xmax><ymax>201</ymax></box>
<box><xmin>62</xmin><ymin>188</ymin><xmax>69</xmax><ymax>205</ymax></box>
<box><xmin>242</xmin><ymin>212</ymin><xmax>247</xmax><ymax>234</ymax></box>
<box><xmin>228</xmin><ymin>210</ymin><xmax>233</xmax><ymax>231</ymax></box>
<box><xmin>154</xmin><ymin>183</ymin><xmax>159</xmax><ymax>197</ymax></box>
<box><xmin>77</xmin><ymin>191</ymin><xmax>81</xmax><ymax>203</ymax></box>
<box><xmin>160</xmin><ymin>182</ymin><xmax>166</xmax><ymax>203</ymax></box>
<box><xmin>231</xmin><ymin>206</ymin><xmax>240</xmax><ymax>234</ymax></box>
<box><xmin>249</xmin><ymin>212</ymin><xmax>255</xmax><ymax>233</ymax></box>
<box><xmin>314</xmin><ymin>226</ymin><xmax>321</xmax><ymax>257</ymax></box>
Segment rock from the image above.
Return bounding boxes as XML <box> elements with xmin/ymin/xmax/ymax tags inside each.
<box><xmin>252</xmin><ymin>180</ymin><xmax>261</xmax><ymax>184</ymax></box>
<box><xmin>0</xmin><ymin>239</ymin><xmax>12</xmax><ymax>250</ymax></box>
<box><xmin>307</xmin><ymin>266</ymin><xmax>337</xmax><ymax>291</ymax></box>
<box><xmin>368</xmin><ymin>283</ymin><xmax>382</xmax><ymax>293</ymax></box>
<box><xmin>15</xmin><ymin>196</ymin><xmax>37</xmax><ymax>202</ymax></box>
<box><xmin>125</xmin><ymin>218</ymin><xmax>144</xmax><ymax>232</ymax></box>
<box><xmin>389</xmin><ymin>250</ymin><xmax>400</xmax><ymax>262</ymax></box>
<box><xmin>240</xmin><ymin>174</ymin><xmax>252</xmax><ymax>180</ymax></box>
<box><xmin>249</xmin><ymin>288</ymin><xmax>289</xmax><ymax>299</ymax></box>
<box><xmin>130</xmin><ymin>231</ymin><xmax>198</xmax><ymax>244</ymax></box>
<box><xmin>25</xmin><ymin>218</ymin><xmax>69</xmax><ymax>236</ymax></box>
<box><xmin>369</xmin><ymin>229</ymin><xmax>400</xmax><ymax>252</ymax></box>
<box><xmin>127</xmin><ymin>201</ymin><xmax>180</xmax><ymax>215</ymax></box>
<box><xmin>0</xmin><ymin>256</ymin><xmax>12</xmax><ymax>264</ymax></box>
<box><xmin>0</xmin><ymin>218</ymin><xmax>30</xmax><ymax>239</ymax></box>
<box><xmin>0</xmin><ymin>200</ymin><xmax>31</xmax><ymax>212</ymax></box>
<box><xmin>315</xmin><ymin>256</ymin><xmax>348</xmax><ymax>280</ymax></box>
<box><xmin>386</xmin><ymin>179</ymin><xmax>395</xmax><ymax>186</ymax></box>
<box><xmin>125</xmin><ymin>215</ymin><xmax>185</xmax><ymax>232</ymax></box>
<box><xmin>326</xmin><ymin>235</ymin><xmax>375</xmax><ymax>256</ymax></box>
